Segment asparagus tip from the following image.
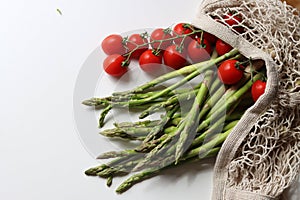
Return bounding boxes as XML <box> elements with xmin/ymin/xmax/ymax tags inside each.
<box><xmin>106</xmin><ymin>176</ymin><xmax>113</xmax><ymax>187</ymax></box>
<box><xmin>96</xmin><ymin>151</ymin><xmax>119</xmax><ymax>159</ymax></box>
<box><xmin>82</xmin><ymin>99</ymin><xmax>94</xmax><ymax>106</ymax></box>
<box><xmin>85</xmin><ymin>168</ymin><xmax>98</xmax><ymax>176</ymax></box>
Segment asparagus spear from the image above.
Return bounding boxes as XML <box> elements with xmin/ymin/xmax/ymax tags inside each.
<box><xmin>113</xmin><ymin>120</ymin><xmax>161</xmax><ymax>128</ymax></box>
<box><xmin>175</xmin><ymin>70</ymin><xmax>215</xmax><ymax>163</ymax></box>
<box><xmin>100</xmin><ymin>127</ymin><xmax>152</xmax><ymax>141</ymax></box>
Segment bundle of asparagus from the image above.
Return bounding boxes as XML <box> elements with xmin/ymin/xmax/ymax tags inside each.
<box><xmin>83</xmin><ymin>48</ymin><xmax>266</xmax><ymax>193</ymax></box>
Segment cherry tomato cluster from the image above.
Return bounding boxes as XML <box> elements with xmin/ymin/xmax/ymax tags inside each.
<box><xmin>100</xmin><ymin>9</ymin><xmax>246</xmax><ymax>77</ymax></box>
<box><xmin>101</xmin><ymin>23</ymin><xmax>224</xmax><ymax>76</ymax></box>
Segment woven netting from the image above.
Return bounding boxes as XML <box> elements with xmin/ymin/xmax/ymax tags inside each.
<box><xmin>193</xmin><ymin>0</ymin><xmax>300</xmax><ymax>199</ymax></box>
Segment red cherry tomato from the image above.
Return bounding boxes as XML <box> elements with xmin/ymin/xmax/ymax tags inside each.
<box><xmin>150</xmin><ymin>28</ymin><xmax>173</xmax><ymax>50</ymax></box>
<box><xmin>173</xmin><ymin>23</ymin><xmax>194</xmax><ymax>46</ymax></box>
<box><xmin>126</xmin><ymin>34</ymin><xmax>148</xmax><ymax>59</ymax></box>
<box><xmin>103</xmin><ymin>54</ymin><xmax>128</xmax><ymax>77</ymax></box>
<box><xmin>101</xmin><ymin>34</ymin><xmax>126</xmax><ymax>55</ymax></box>
<box><xmin>139</xmin><ymin>50</ymin><xmax>163</xmax><ymax>71</ymax></box>
<box><xmin>217</xmin><ymin>59</ymin><xmax>244</xmax><ymax>85</ymax></box>
<box><xmin>195</xmin><ymin>30</ymin><xmax>218</xmax><ymax>45</ymax></box>
<box><xmin>203</xmin><ymin>32</ymin><xmax>217</xmax><ymax>44</ymax></box>
<box><xmin>163</xmin><ymin>45</ymin><xmax>188</xmax><ymax>70</ymax></box>
<box><xmin>216</xmin><ymin>39</ymin><xmax>233</xmax><ymax>56</ymax></box>
<box><xmin>187</xmin><ymin>38</ymin><xmax>212</xmax><ymax>63</ymax></box>
<box><xmin>251</xmin><ymin>80</ymin><xmax>267</xmax><ymax>102</ymax></box>
<box><xmin>223</xmin><ymin>13</ymin><xmax>244</xmax><ymax>33</ymax></box>
<box><xmin>223</xmin><ymin>13</ymin><xmax>242</xmax><ymax>26</ymax></box>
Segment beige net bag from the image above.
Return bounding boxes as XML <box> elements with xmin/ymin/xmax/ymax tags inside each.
<box><xmin>192</xmin><ymin>0</ymin><xmax>300</xmax><ymax>199</ymax></box>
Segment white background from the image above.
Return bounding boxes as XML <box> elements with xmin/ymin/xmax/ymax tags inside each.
<box><xmin>0</xmin><ymin>0</ymin><xmax>217</xmax><ymax>200</ymax></box>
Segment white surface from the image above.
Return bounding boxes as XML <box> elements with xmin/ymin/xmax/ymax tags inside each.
<box><xmin>0</xmin><ymin>0</ymin><xmax>217</xmax><ymax>200</ymax></box>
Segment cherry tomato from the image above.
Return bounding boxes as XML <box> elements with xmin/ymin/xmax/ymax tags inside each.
<box><xmin>103</xmin><ymin>54</ymin><xmax>128</xmax><ymax>77</ymax></box>
<box><xmin>101</xmin><ymin>34</ymin><xmax>126</xmax><ymax>55</ymax></box>
<box><xmin>187</xmin><ymin>38</ymin><xmax>212</xmax><ymax>63</ymax></box>
<box><xmin>173</xmin><ymin>23</ymin><xmax>194</xmax><ymax>46</ymax></box>
<box><xmin>251</xmin><ymin>80</ymin><xmax>267</xmax><ymax>102</ymax></box>
<box><xmin>216</xmin><ymin>39</ymin><xmax>233</xmax><ymax>56</ymax></box>
<box><xmin>195</xmin><ymin>30</ymin><xmax>217</xmax><ymax>45</ymax></box>
<box><xmin>163</xmin><ymin>45</ymin><xmax>188</xmax><ymax>70</ymax></box>
<box><xmin>223</xmin><ymin>13</ymin><xmax>244</xmax><ymax>33</ymax></box>
<box><xmin>139</xmin><ymin>50</ymin><xmax>163</xmax><ymax>71</ymax></box>
<box><xmin>126</xmin><ymin>33</ymin><xmax>148</xmax><ymax>59</ymax></box>
<box><xmin>218</xmin><ymin>59</ymin><xmax>244</xmax><ymax>85</ymax></box>
<box><xmin>203</xmin><ymin>32</ymin><xmax>217</xmax><ymax>44</ymax></box>
<box><xmin>150</xmin><ymin>28</ymin><xmax>173</xmax><ymax>50</ymax></box>
<box><xmin>223</xmin><ymin>13</ymin><xmax>242</xmax><ymax>26</ymax></box>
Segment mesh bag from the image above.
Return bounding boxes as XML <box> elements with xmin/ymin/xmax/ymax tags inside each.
<box><xmin>192</xmin><ymin>0</ymin><xmax>300</xmax><ymax>199</ymax></box>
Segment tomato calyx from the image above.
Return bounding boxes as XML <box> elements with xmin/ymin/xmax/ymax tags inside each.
<box><xmin>197</xmin><ymin>42</ymin><xmax>206</xmax><ymax>49</ymax></box>
<box><xmin>234</xmin><ymin>62</ymin><xmax>246</xmax><ymax>71</ymax></box>
<box><xmin>122</xmin><ymin>36</ymin><xmax>129</xmax><ymax>46</ymax></box>
<box><xmin>121</xmin><ymin>59</ymin><xmax>130</xmax><ymax>67</ymax></box>
<box><xmin>151</xmin><ymin>49</ymin><xmax>161</xmax><ymax>56</ymax></box>
<box><xmin>163</xmin><ymin>27</ymin><xmax>173</xmax><ymax>35</ymax></box>
<box><xmin>140</xmin><ymin>31</ymin><xmax>149</xmax><ymax>39</ymax></box>
<box><xmin>175</xmin><ymin>44</ymin><xmax>185</xmax><ymax>54</ymax></box>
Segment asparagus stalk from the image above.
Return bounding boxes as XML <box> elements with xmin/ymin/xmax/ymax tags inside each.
<box><xmin>96</xmin><ymin>156</ymin><xmax>141</xmax><ymax>178</ymax></box>
<box><xmin>175</xmin><ymin>70</ymin><xmax>215</xmax><ymax>163</ymax></box>
<box><xmin>113</xmin><ymin>120</ymin><xmax>160</xmax><ymax>128</ymax></box>
<box><xmin>100</xmin><ymin>127</ymin><xmax>152</xmax><ymax>141</ymax></box>
<box><xmin>96</xmin><ymin>149</ymin><xmax>137</xmax><ymax>159</ymax></box>
<box><xmin>98</xmin><ymin>105</ymin><xmax>112</xmax><ymax>128</ymax></box>
<box><xmin>85</xmin><ymin>153</ymin><xmax>140</xmax><ymax>176</ymax></box>
<box><xmin>106</xmin><ymin>176</ymin><xmax>113</xmax><ymax>187</ymax></box>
